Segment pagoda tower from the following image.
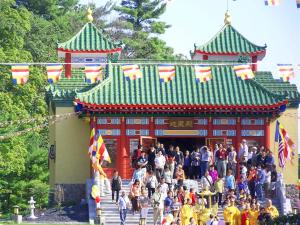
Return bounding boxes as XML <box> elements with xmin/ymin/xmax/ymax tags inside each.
<box><xmin>191</xmin><ymin>12</ymin><xmax>267</xmax><ymax>71</ymax></box>
<box><xmin>57</xmin><ymin>9</ymin><xmax>122</xmax><ymax>78</ymax></box>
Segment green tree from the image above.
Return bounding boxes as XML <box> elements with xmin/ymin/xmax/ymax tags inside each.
<box><xmin>113</xmin><ymin>0</ymin><xmax>175</xmax><ymax>59</ymax></box>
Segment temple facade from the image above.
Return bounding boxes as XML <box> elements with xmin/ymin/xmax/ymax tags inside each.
<box><xmin>47</xmin><ymin>13</ymin><xmax>300</xmax><ymax>202</ymax></box>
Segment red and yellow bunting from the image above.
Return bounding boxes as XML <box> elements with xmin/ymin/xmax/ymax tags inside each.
<box><xmin>11</xmin><ymin>64</ymin><xmax>29</xmax><ymax>85</ymax></box>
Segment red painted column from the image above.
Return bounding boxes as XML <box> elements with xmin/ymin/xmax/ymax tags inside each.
<box><xmin>203</xmin><ymin>55</ymin><xmax>208</xmax><ymax>60</ymax></box>
<box><xmin>65</xmin><ymin>53</ymin><xmax>72</xmax><ymax>78</ymax></box>
<box><xmin>265</xmin><ymin>118</ymin><xmax>271</xmax><ymax>150</ymax></box>
<box><xmin>208</xmin><ymin>117</ymin><xmax>213</xmax><ymax>138</ymax></box>
<box><xmin>119</xmin><ymin>117</ymin><xmax>129</xmax><ymax>178</ymax></box>
<box><xmin>252</xmin><ymin>55</ymin><xmax>258</xmax><ymax>72</ymax></box>
<box><xmin>236</xmin><ymin>117</ymin><xmax>242</xmax><ymax>180</ymax></box>
<box><xmin>149</xmin><ymin>117</ymin><xmax>155</xmax><ymax>137</ymax></box>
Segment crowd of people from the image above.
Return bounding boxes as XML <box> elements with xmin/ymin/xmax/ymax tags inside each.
<box><xmin>111</xmin><ymin>139</ymin><xmax>280</xmax><ymax>225</ymax></box>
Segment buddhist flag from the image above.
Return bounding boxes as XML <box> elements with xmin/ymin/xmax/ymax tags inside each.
<box><xmin>265</xmin><ymin>0</ymin><xmax>280</xmax><ymax>6</ymax></box>
<box><xmin>158</xmin><ymin>64</ymin><xmax>176</xmax><ymax>83</ymax></box>
<box><xmin>121</xmin><ymin>64</ymin><xmax>142</xmax><ymax>81</ymax></box>
<box><xmin>11</xmin><ymin>64</ymin><xmax>29</xmax><ymax>85</ymax></box>
<box><xmin>47</xmin><ymin>64</ymin><xmax>63</xmax><ymax>84</ymax></box>
<box><xmin>277</xmin><ymin>64</ymin><xmax>294</xmax><ymax>82</ymax></box>
<box><xmin>88</xmin><ymin>117</ymin><xmax>97</xmax><ymax>158</ymax></box>
<box><xmin>275</xmin><ymin>121</ymin><xmax>296</xmax><ymax>168</ymax></box>
<box><xmin>194</xmin><ymin>65</ymin><xmax>212</xmax><ymax>83</ymax></box>
<box><xmin>296</xmin><ymin>0</ymin><xmax>300</xmax><ymax>8</ymax></box>
<box><xmin>233</xmin><ymin>64</ymin><xmax>255</xmax><ymax>80</ymax></box>
<box><xmin>95</xmin><ymin>134</ymin><xmax>111</xmax><ymax>163</ymax></box>
<box><xmin>85</xmin><ymin>65</ymin><xmax>103</xmax><ymax>84</ymax></box>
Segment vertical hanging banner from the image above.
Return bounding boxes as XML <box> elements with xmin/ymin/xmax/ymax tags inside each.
<box><xmin>84</xmin><ymin>64</ymin><xmax>103</xmax><ymax>84</ymax></box>
<box><xmin>47</xmin><ymin>64</ymin><xmax>63</xmax><ymax>84</ymax></box>
<box><xmin>233</xmin><ymin>64</ymin><xmax>255</xmax><ymax>80</ymax></box>
<box><xmin>158</xmin><ymin>64</ymin><xmax>176</xmax><ymax>83</ymax></box>
<box><xmin>194</xmin><ymin>65</ymin><xmax>212</xmax><ymax>83</ymax></box>
<box><xmin>121</xmin><ymin>64</ymin><xmax>142</xmax><ymax>81</ymax></box>
<box><xmin>264</xmin><ymin>0</ymin><xmax>280</xmax><ymax>6</ymax></box>
<box><xmin>11</xmin><ymin>64</ymin><xmax>29</xmax><ymax>85</ymax></box>
<box><xmin>297</xmin><ymin>0</ymin><xmax>300</xmax><ymax>8</ymax></box>
<box><xmin>277</xmin><ymin>64</ymin><xmax>294</xmax><ymax>82</ymax></box>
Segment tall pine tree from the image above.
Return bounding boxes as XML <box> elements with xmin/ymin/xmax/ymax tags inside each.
<box><xmin>114</xmin><ymin>0</ymin><xmax>175</xmax><ymax>59</ymax></box>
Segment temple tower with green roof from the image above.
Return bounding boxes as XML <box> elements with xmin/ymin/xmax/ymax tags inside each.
<box><xmin>191</xmin><ymin>12</ymin><xmax>267</xmax><ymax>71</ymax></box>
<box><xmin>57</xmin><ymin>9</ymin><xmax>122</xmax><ymax>78</ymax></box>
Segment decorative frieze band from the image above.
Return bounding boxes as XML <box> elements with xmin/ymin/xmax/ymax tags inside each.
<box><xmin>241</xmin><ymin>130</ymin><xmax>264</xmax><ymax>137</ymax></box>
<box><xmin>126</xmin><ymin>118</ymin><xmax>149</xmax><ymax>125</ymax></box>
<box><xmin>213</xmin><ymin>130</ymin><xmax>236</xmax><ymax>136</ymax></box>
<box><xmin>155</xmin><ymin>130</ymin><xmax>208</xmax><ymax>136</ymax></box>
<box><xmin>213</xmin><ymin>118</ymin><xmax>236</xmax><ymax>125</ymax></box>
<box><xmin>126</xmin><ymin>129</ymin><xmax>149</xmax><ymax>136</ymax></box>
<box><xmin>97</xmin><ymin>118</ymin><xmax>120</xmax><ymax>125</ymax></box>
<box><xmin>98</xmin><ymin>129</ymin><xmax>120</xmax><ymax>136</ymax></box>
<box><xmin>241</xmin><ymin>118</ymin><xmax>264</xmax><ymax>125</ymax></box>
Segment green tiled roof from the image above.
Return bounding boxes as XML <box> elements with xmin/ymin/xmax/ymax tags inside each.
<box><xmin>194</xmin><ymin>24</ymin><xmax>267</xmax><ymax>55</ymax></box>
<box><xmin>57</xmin><ymin>23</ymin><xmax>121</xmax><ymax>52</ymax></box>
<box><xmin>254</xmin><ymin>71</ymin><xmax>300</xmax><ymax>106</ymax></box>
<box><xmin>75</xmin><ymin>64</ymin><xmax>284</xmax><ymax>107</ymax></box>
<box><xmin>46</xmin><ymin>70</ymin><xmax>95</xmax><ymax>102</ymax></box>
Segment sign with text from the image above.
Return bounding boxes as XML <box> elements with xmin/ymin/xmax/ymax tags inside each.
<box><xmin>168</xmin><ymin>118</ymin><xmax>194</xmax><ymax>130</ymax></box>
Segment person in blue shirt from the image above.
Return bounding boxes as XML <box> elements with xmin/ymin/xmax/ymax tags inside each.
<box><xmin>225</xmin><ymin>169</ymin><xmax>235</xmax><ymax>190</ymax></box>
<box><xmin>255</xmin><ymin>165</ymin><xmax>266</xmax><ymax>201</ymax></box>
<box><xmin>183</xmin><ymin>150</ymin><xmax>191</xmax><ymax>179</ymax></box>
<box><xmin>164</xmin><ymin>190</ymin><xmax>174</xmax><ymax>214</ymax></box>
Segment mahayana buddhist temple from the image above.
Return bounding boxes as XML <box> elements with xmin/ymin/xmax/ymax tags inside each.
<box><xmin>46</xmin><ymin>12</ymin><xmax>300</xmax><ymax>204</ymax></box>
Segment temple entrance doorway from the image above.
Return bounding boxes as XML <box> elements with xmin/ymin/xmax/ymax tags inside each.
<box><xmin>158</xmin><ymin>137</ymin><xmax>206</xmax><ymax>152</ymax></box>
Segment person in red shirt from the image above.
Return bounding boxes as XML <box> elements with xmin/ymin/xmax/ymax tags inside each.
<box><xmin>216</xmin><ymin>144</ymin><xmax>228</xmax><ymax>178</ymax></box>
<box><xmin>248</xmin><ymin>166</ymin><xmax>257</xmax><ymax>198</ymax></box>
<box><xmin>189</xmin><ymin>188</ymin><xmax>197</xmax><ymax>206</ymax></box>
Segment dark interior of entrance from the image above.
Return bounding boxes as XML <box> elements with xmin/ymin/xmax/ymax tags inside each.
<box><xmin>158</xmin><ymin>137</ymin><xmax>206</xmax><ymax>152</ymax></box>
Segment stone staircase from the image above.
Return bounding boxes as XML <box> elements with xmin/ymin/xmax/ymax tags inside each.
<box><xmin>87</xmin><ymin>180</ymin><xmax>226</xmax><ymax>225</ymax></box>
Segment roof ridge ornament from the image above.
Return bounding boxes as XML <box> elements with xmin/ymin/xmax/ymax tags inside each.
<box><xmin>224</xmin><ymin>10</ymin><xmax>231</xmax><ymax>25</ymax></box>
<box><xmin>87</xmin><ymin>7</ymin><xmax>93</xmax><ymax>23</ymax></box>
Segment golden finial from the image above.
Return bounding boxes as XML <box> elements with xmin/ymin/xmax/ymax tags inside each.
<box><xmin>224</xmin><ymin>10</ymin><xmax>231</xmax><ymax>25</ymax></box>
<box><xmin>87</xmin><ymin>7</ymin><xmax>93</xmax><ymax>23</ymax></box>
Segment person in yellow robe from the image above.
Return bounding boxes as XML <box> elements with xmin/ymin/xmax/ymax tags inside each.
<box><xmin>265</xmin><ymin>199</ymin><xmax>279</xmax><ymax>219</ymax></box>
<box><xmin>181</xmin><ymin>198</ymin><xmax>194</xmax><ymax>225</ymax></box>
<box><xmin>223</xmin><ymin>197</ymin><xmax>241</xmax><ymax>225</ymax></box>
<box><xmin>192</xmin><ymin>203</ymin><xmax>201</xmax><ymax>225</ymax></box>
<box><xmin>248</xmin><ymin>203</ymin><xmax>259</xmax><ymax>225</ymax></box>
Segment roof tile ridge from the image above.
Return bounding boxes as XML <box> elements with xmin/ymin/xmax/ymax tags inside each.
<box><xmin>195</xmin><ymin>24</ymin><xmax>228</xmax><ymax>50</ymax></box>
<box><xmin>76</xmin><ymin>76</ymin><xmax>112</xmax><ymax>97</ymax></box>
<box><xmin>58</xmin><ymin>23</ymin><xmax>90</xmax><ymax>47</ymax></box>
<box><xmin>247</xmin><ymin>78</ymin><xmax>287</xmax><ymax>100</ymax></box>
<box><xmin>229</xmin><ymin>25</ymin><xmax>266</xmax><ymax>50</ymax></box>
<box><xmin>58</xmin><ymin>22</ymin><xmax>120</xmax><ymax>48</ymax></box>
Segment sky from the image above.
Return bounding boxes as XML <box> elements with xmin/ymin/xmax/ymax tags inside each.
<box><xmin>81</xmin><ymin>0</ymin><xmax>300</xmax><ymax>149</ymax></box>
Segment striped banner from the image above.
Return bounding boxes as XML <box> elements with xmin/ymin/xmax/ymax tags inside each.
<box><xmin>194</xmin><ymin>65</ymin><xmax>212</xmax><ymax>83</ymax></box>
<box><xmin>84</xmin><ymin>65</ymin><xmax>103</xmax><ymax>84</ymax></box>
<box><xmin>11</xmin><ymin>64</ymin><xmax>29</xmax><ymax>85</ymax></box>
<box><xmin>265</xmin><ymin>0</ymin><xmax>280</xmax><ymax>6</ymax></box>
<box><xmin>277</xmin><ymin>64</ymin><xmax>294</xmax><ymax>82</ymax></box>
<box><xmin>121</xmin><ymin>64</ymin><xmax>142</xmax><ymax>81</ymax></box>
<box><xmin>47</xmin><ymin>64</ymin><xmax>63</xmax><ymax>84</ymax></box>
<box><xmin>158</xmin><ymin>64</ymin><xmax>176</xmax><ymax>83</ymax></box>
<box><xmin>233</xmin><ymin>64</ymin><xmax>255</xmax><ymax>80</ymax></box>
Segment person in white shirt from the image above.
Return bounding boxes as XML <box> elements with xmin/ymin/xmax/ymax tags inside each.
<box><xmin>139</xmin><ymin>189</ymin><xmax>150</xmax><ymax>225</ymax></box>
<box><xmin>117</xmin><ymin>191</ymin><xmax>130</xmax><ymax>225</ymax></box>
<box><xmin>238</xmin><ymin>139</ymin><xmax>249</xmax><ymax>162</ymax></box>
<box><xmin>200</xmin><ymin>170</ymin><xmax>213</xmax><ymax>190</ymax></box>
<box><xmin>152</xmin><ymin>186</ymin><xmax>164</xmax><ymax>225</ymax></box>
<box><xmin>159</xmin><ymin>178</ymin><xmax>169</xmax><ymax>200</ymax></box>
<box><xmin>155</xmin><ymin>150</ymin><xmax>166</xmax><ymax>181</ymax></box>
